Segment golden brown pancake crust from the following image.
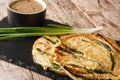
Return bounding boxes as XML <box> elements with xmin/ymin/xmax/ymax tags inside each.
<box><xmin>32</xmin><ymin>34</ymin><xmax>120</xmax><ymax>79</ymax></box>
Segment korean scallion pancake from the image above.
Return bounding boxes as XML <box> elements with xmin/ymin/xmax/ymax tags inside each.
<box><xmin>32</xmin><ymin>34</ymin><xmax>120</xmax><ymax>80</ymax></box>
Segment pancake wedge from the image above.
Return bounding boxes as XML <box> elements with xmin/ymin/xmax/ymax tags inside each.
<box><xmin>32</xmin><ymin>36</ymin><xmax>66</xmax><ymax>75</ymax></box>
<box><xmin>32</xmin><ymin>34</ymin><xmax>120</xmax><ymax>80</ymax></box>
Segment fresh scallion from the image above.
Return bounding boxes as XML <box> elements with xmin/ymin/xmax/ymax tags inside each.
<box><xmin>0</xmin><ymin>24</ymin><xmax>103</xmax><ymax>40</ymax></box>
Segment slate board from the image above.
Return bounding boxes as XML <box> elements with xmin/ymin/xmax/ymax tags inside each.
<box><xmin>0</xmin><ymin>17</ymin><xmax>71</xmax><ymax>80</ymax></box>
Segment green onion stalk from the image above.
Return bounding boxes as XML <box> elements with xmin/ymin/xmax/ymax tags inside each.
<box><xmin>0</xmin><ymin>24</ymin><xmax>103</xmax><ymax>40</ymax></box>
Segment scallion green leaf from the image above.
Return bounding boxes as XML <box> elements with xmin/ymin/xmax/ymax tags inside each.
<box><xmin>0</xmin><ymin>24</ymin><xmax>103</xmax><ymax>40</ymax></box>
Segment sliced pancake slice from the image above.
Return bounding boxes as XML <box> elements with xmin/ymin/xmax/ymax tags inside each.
<box><xmin>52</xmin><ymin>33</ymin><xmax>120</xmax><ymax>79</ymax></box>
<box><xmin>32</xmin><ymin>36</ymin><xmax>67</xmax><ymax>75</ymax></box>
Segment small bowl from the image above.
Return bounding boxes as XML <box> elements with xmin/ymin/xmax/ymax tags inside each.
<box><xmin>7</xmin><ymin>0</ymin><xmax>47</xmax><ymax>27</ymax></box>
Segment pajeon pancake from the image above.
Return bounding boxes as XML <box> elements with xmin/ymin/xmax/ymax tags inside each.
<box><xmin>32</xmin><ymin>34</ymin><xmax>120</xmax><ymax>80</ymax></box>
<box><xmin>32</xmin><ymin>36</ymin><xmax>66</xmax><ymax>75</ymax></box>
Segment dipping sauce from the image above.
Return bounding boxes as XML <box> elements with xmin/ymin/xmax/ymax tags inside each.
<box><xmin>10</xmin><ymin>0</ymin><xmax>44</xmax><ymax>14</ymax></box>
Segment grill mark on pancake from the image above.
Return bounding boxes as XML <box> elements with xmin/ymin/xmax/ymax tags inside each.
<box><xmin>63</xmin><ymin>65</ymin><xmax>87</xmax><ymax>79</ymax></box>
<box><xmin>96</xmin><ymin>40</ymin><xmax>115</xmax><ymax>71</ymax></box>
<box><xmin>81</xmin><ymin>39</ymin><xmax>93</xmax><ymax>45</ymax></box>
<box><xmin>65</xmin><ymin>63</ymin><xmax>82</xmax><ymax>68</ymax></box>
<box><xmin>56</xmin><ymin>45</ymin><xmax>84</xmax><ymax>59</ymax></box>
<box><xmin>97</xmin><ymin>34</ymin><xmax>120</xmax><ymax>52</ymax></box>
<box><xmin>65</xmin><ymin>64</ymin><xmax>90</xmax><ymax>74</ymax></box>
<box><xmin>105</xmin><ymin>39</ymin><xmax>120</xmax><ymax>52</ymax></box>
<box><xmin>36</xmin><ymin>48</ymin><xmax>45</xmax><ymax>55</ymax></box>
<box><xmin>43</xmin><ymin>36</ymin><xmax>57</xmax><ymax>44</ymax></box>
<box><xmin>56</xmin><ymin>46</ymin><xmax>78</xmax><ymax>59</ymax></box>
<box><xmin>55</xmin><ymin>50</ymin><xmax>65</xmax><ymax>56</ymax></box>
<box><xmin>36</xmin><ymin>48</ymin><xmax>51</xmax><ymax>55</ymax></box>
<box><xmin>62</xmin><ymin>43</ymin><xmax>84</xmax><ymax>55</ymax></box>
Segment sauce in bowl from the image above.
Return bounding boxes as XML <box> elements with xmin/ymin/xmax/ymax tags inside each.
<box><xmin>10</xmin><ymin>0</ymin><xmax>44</xmax><ymax>14</ymax></box>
